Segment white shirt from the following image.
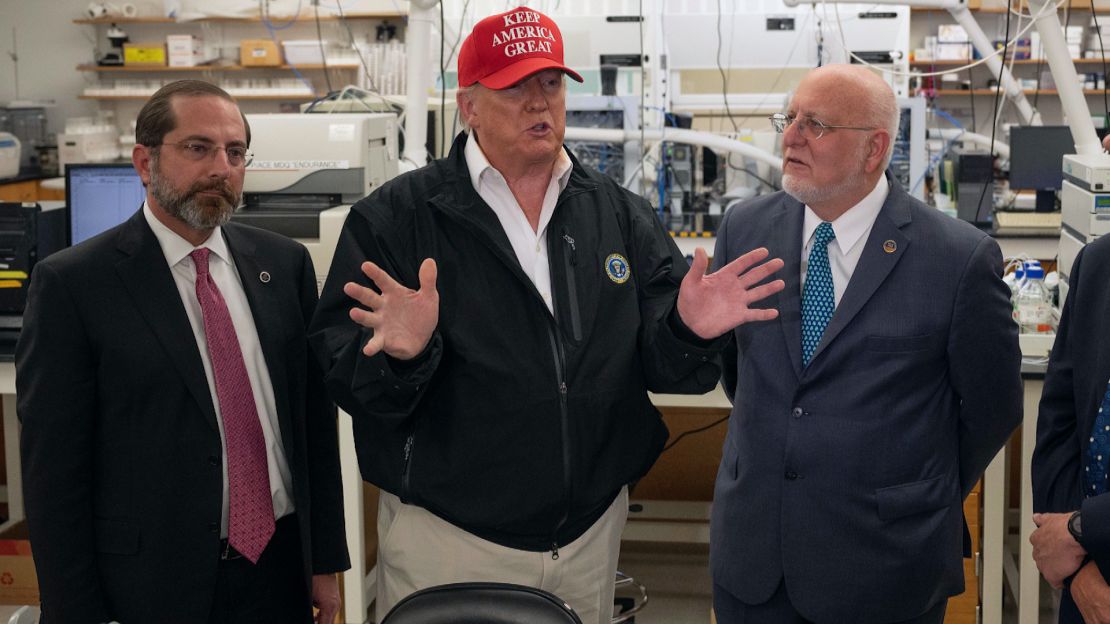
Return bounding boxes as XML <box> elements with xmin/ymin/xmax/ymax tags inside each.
<box><xmin>143</xmin><ymin>203</ymin><xmax>293</xmax><ymax>538</ymax></box>
<box><xmin>465</xmin><ymin>132</ymin><xmax>573</xmax><ymax>314</ymax></box>
<box><xmin>800</xmin><ymin>175</ymin><xmax>890</xmax><ymax>307</ymax></box>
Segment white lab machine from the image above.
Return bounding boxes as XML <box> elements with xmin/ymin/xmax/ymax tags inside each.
<box><xmin>239</xmin><ymin>113</ymin><xmax>400</xmax><ymax>284</ymax></box>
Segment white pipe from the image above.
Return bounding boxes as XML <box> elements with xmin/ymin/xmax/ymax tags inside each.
<box><xmin>564</xmin><ymin>126</ymin><xmax>783</xmax><ymax>171</ymax></box>
<box><xmin>929</xmin><ymin>127</ymin><xmax>1010</xmax><ymax>160</ymax></box>
<box><xmin>1027</xmin><ymin>0</ymin><xmax>1103</xmax><ymax>155</ymax></box>
<box><xmin>402</xmin><ymin>0</ymin><xmax>439</xmax><ymax>170</ymax></box>
<box><xmin>947</xmin><ymin>5</ymin><xmax>1040</xmax><ymax>126</ymax></box>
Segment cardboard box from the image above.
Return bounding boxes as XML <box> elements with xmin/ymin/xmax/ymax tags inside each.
<box><xmin>0</xmin><ymin>522</ymin><xmax>38</xmax><ymax>606</ymax></box>
<box><xmin>123</xmin><ymin>42</ymin><xmax>167</xmax><ymax>67</ymax></box>
<box><xmin>166</xmin><ymin>34</ymin><xmax>217</xmax><ymax>67</ymax></box>
<box><xmin>240</xmin><ymin>39</ymin><xmax>281</xmax><ymax>67</ymax></box>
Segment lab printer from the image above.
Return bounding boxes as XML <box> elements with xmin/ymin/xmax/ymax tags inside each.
<box><xmin>1059</xmin><ymin>153</ymin><xmax>1110</xmax><ymax>302</ymax></box>
<box><xmin>237</xmin><ymin>113</ymin><xmax>399</xmax><ymax>283</ymax></box>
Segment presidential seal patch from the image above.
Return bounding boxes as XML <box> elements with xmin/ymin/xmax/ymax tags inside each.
<box><xmin>605</xmin><ymin>253</ymin><xmax>631</xmax><ymax>284</ymax></box>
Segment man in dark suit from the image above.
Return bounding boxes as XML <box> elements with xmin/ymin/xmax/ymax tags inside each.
<box><xmin>16</xmin><ymin>80</ymin><xmax>349</xmax><ymax>623</ymax></box>
<box><xmin>1031</xmin><ymin>232</ymin><xmax>1110</xmax><ymax>622</ymax></box>
<box><xmin>709</xmin><ymin>64</ymin><xmax>1022</xmax><ymax>623</ymax></box>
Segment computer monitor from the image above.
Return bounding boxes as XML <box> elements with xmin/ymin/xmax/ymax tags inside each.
<box><xmin>65</xmin><ymin>163</ymin><xmax>146</xmax><ymax>246</ymax></box>
<box><xmin>1009</xmin><ymin>125</ymin><xmax>1075</xmax><ymax>212</ymax></box>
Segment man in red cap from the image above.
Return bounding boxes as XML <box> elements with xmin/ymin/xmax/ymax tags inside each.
<box><xmin>309</xmin><ymin>6</ymin><xmax>784</xmax><ymax>622</ymax></box>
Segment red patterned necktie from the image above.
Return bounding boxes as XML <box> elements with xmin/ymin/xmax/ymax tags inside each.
<box><xmin>191</xmin><ymin>248</ymin><xmax>274</xmax><ymax>564</ymax></box>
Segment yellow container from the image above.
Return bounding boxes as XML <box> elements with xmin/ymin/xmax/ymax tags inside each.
<box><xmin>123</xmin><ymin>42</ymin><xmax>167</xmax><ymax>66</ymax></box>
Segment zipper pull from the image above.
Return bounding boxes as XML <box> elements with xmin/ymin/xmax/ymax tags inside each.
<box><xmin>559</xmin><ymin>382</ymin><xmax>568</xmax><ymax>395</ymax></box>
<box><xmin>551</xmin><ymin>543</ymin><xmax>560</xmax><ymax>560</ymax></box>
<box><xmin>562</xmin><ymin>231</ymin><xmax>577</xmax><ymax>266</ymax></box>
<box><xmin>403</xmin><ymin>435</ymin><xmax>413</xmax><ymax>461</ymax></box>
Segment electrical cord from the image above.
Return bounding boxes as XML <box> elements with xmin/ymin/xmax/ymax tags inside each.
<box><xmin>661</xmin><ymin>415</ymin><xmax>729</xmax><ymax>454</ymax></box>
<box><xmin>974</xmin><ymin>0</ymin><xmax>1015</xmax><ymax>216</ymax></box>
<box><xmin>314</xmin><ymin>1</ymin><xmax>334</xmax><ymax>95</ymax></box>
<box><xmin>1092</xmin><ymin>5</ymin><xmax>1109</xmax><ymax>126</ymax></box>
<box><xmin>440</xmin><ymin>0</ymin><xmax>447</xmax><ymax>162</ymax></box>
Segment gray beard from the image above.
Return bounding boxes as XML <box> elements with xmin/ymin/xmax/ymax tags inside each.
<box><xmin>149</xmin><ymin>158</ymin><xmax>239</xmax><ymax>230</ymax></box>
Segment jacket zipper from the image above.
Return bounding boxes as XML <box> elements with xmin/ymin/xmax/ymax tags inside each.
<box><xmin>561</xmin><ymin>229</ymin><xmax>583</xmax><ymax>342</ymax></box>
<box><xmin>545</xmin><ymin>322</ymin><xmax>572</xmax><ymax>560</ymax></box>
<box><xmin>401</xmin><ymin>433</ymin><xmax>414</xmax><ymax>501</ymax></box>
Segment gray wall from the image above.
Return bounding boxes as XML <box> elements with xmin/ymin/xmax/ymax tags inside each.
<box><xmin>0</xmin><ymin>0</ymin><xmax>103</xmax><ymax>132</ymax></box>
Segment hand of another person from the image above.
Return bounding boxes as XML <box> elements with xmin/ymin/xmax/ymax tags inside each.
<box><xmin>1031</xmin><ymin>512</ymin><xmax>1087</xmax><ymax>588</ymax></box>
<box><xmin>312</xmin><ymin>573</ymin><xmax>342</xmax><ymax>624</ymax></box>
<box><xmin>1072</xmin><ymin>561</ymin><xmax>1110</xmax><ymax>624</ymax></box>
<box><xmin>676</xmin><ymin>247</ymin><xmax>785</xmax><ymax>340</ymax></box>
<box><xmin>344</xmin><ymin>258</ymin><xmax>439</xmax><ymax>360</ymax></box>
<box><xmin>1103</xmin><ymin>133</ymin><xmax>1110</xmax><ymax>152</ymax></box>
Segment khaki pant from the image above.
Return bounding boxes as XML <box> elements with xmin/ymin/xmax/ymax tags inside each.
<box><xmin>376</xmin><ymin>487</ymin><xmax>629</xmax><ymax>624</ymax></box>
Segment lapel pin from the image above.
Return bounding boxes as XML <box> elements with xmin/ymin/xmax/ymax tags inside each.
<box><xmin>259</xmin><ymin>271</ymin><xmax>271</xmax><ymax>283</ymax></box>
<box><xmin>883</xmin><ymin>240</ymin><xmax>897</xmax><ymax>254</ymax></box>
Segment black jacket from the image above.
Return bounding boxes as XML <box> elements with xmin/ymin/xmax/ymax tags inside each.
<box><xmin>309</xmin><ymin>132</ymin><xmax>725</xmax><ymax>550</ymax></box>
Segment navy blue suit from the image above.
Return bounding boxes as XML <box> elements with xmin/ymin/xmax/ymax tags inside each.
<box><xmin>1032</xmin><ymin>235</ymin><xmax>1110</xmax><ymax>619</ymax></box>
<box><xmin>710</xmin><ymin>178</ymin><xmax>1022</xmax><ymax>623</ymax></box>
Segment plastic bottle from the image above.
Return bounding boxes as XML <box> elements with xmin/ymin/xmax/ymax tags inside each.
<box><xmin>1013</xmin><ymin>264</ymin><xmax>1053</xmax><ymax>334</ymax></box>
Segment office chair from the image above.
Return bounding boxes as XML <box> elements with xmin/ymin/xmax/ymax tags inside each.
<box><xmin>380</xmin><ymin>582</ymin><xmax>583</xmax><ymax>624</ymax></box>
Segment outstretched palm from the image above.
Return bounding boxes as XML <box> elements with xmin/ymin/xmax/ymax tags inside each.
<box><xmin>676</xmin><ymin>247</ymin><xmax>785</xmax><ymax>340</ymax></box>
<box><xmin>343</xmin><ymin>258</ymin><xmax>440</xmax><ymax>360</ymax></box>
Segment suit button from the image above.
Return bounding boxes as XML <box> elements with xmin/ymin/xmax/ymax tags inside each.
<box><xmin>208</xmin><ymin>522</ymin><xmax>219</xmax><ymax>533</ymax></box>
<box><xmin>785</xmin><ymin>471</ymin><xmax>799</xmax><ymax>480</ymax></box>
<box><xmin>208</xmin><ymin>455</ymin><xmax>219</xmax><ymax>467</ymax></box>
<box><xmin>792</xmin><ymin>407</ymin><xmax>803</xmax><ymax>418</ymax></box>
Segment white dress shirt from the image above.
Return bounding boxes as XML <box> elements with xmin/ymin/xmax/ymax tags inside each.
<box><xmin>143</xmin><ymin>203</ymin><xmax>293</xmax><ymax>538</ymax></box>
<box><xmin>465</xmin><ymin>133</ymin><xmax>573</xmax><ymax>314</ymax></box>
<box><xmin>800</xmin><ymin>175</ymin><xmax>890</xmax><ymax>306</ymax></box>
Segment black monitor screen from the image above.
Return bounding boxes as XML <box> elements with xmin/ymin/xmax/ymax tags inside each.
<box><xmin>1009</xmin><ymin>125</ymin><xmax>1075</xmax><ymax>192</ymax></box>
<box><xmin>65</xmin><ymin>164</ymin><xmax>146</xmax><ymax>246</ymax></box>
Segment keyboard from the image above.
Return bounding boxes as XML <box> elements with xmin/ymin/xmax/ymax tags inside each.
<box><xmin>994</xmin><ymin>211</ymin><xmax>1062</xmax><ymax>233</ymax></box>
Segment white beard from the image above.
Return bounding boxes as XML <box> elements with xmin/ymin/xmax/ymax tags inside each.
<box><xmin>782</xmin><ymin>167</ymin><xmax>867</xmax><ymax>207</ymax></box>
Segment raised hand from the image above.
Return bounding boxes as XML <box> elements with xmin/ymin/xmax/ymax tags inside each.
<box><xmin>343</xmin><ymin>258</ymin><xmax>439</xmax><ymax>360</ymax></box>
<box><xmin>676</xmin><ymin>247</ymin><xmax>786</xmax><ymax>340</ymax></box>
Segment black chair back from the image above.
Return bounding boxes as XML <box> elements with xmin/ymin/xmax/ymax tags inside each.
<box><xmin>380</xmin><ymin>582</ymin><xmax>583</xmax><ymax>624</ymax></box>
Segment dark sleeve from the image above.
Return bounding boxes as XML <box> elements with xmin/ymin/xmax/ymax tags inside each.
<box><xmin>948</xmin><ymin>235</ymin><xmax>1023</xmax><ymax>498</ymax></box>
<box><xmin>1032</xmin><ymin>245</ymin><xmax>1086</xmax><ymax>514</ymax></box>
<box><xmin>16</xmin><ymin>263</ymin><xmax>111</xmax><ymax>622</ymax></box>
<box><xmin>308</xmin><ymin>206</ymin><xmax>442</xmax><ymax>430</ymax></box>
<box><xmin>628</xmin><ymin>198</ymin><xmax>728</xmax><ymax>394</ymax></box>
<box><xmin>296</xmin><ymin>247</ymin><xmax>351</xmax><ymax>575</ymax></box>
<box><xmin>712</xmin><ymin>210</ymin><xmax>738</xmax><ymax>404</ymax></box>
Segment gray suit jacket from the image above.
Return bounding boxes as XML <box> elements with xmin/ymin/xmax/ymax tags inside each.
<box><xmin>709</xmin><ymin>178</ymin><xmax>1022</xmax><ymax>622</ymax></box>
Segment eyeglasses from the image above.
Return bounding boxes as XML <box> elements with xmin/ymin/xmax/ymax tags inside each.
<box><xmin>768</xmin><ymin>113</ymin><xmax>875</xmax><ymax>140</ymax></box>
<box><xmin>160</xmin><ymin>141</ymin><xmax>253</xmax><ymax>167</ymax></box>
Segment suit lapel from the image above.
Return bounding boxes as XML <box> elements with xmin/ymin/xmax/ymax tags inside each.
<box><xmin>773</xmin><ymin>197</ymin><xmax>805</xmax><ymax>378</ymax></box>
<box><xmin>223</xmin><ymin>226</ymin><xmax>297</xmax><ymax>462</ymax></box>
<box><xmin>114</xmin><ymin>211</ymin><xmax>218</xmax><ymax>431</ymax></box>
<box><xmin>809</xmin><ymin>182</ymin><xmax>912</xmax><ymax>365</ymax></box>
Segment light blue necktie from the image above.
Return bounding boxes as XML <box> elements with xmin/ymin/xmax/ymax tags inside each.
<box><xmin>801</xmin><ymin>222</ymin><xmax>836</xmax><ymax>367</ymax></box>
<box><xmin>1083</xmin><ymin>378</ymin><xmax>1110</xmax><ymax>497</ymax></box>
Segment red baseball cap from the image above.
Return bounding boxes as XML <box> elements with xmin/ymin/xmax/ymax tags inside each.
<box><xmin>457</xmin><ymin>6</ymin><xmax>584</xmax><ymax>90</ymax></box>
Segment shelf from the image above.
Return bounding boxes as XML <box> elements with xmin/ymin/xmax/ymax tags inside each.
<box><xmin>910</xmin><ymin>58</ymin><xmax>1109</xmax><ymax>66</ymax></box>
<box><xmin>73</xmin><ymin>12</ymin><xmax>404</xmax><ymax>25</ymax></box>
<box><xmin>76</xmin><ymin>63</ymin><xmax>361</xmax><ymax>72</ymax></box>
<box><xmin>79</xmin><ymin>93</ymin><xmax>322</xmax><ymax>101</ymax></box>
<box><xmin>925</xmin><ymin>88</ymin><xmax>1110</xmax><ymax>94</ymax></box>
<box><xmin>912</xmin><ymin>6</ymin><xmax>1110</xmax><ymax>13</ymax></box>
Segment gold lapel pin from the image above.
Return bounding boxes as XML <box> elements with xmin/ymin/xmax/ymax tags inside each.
<box><xmin>259</xmin><ymin>271</ymin><xmax>271</xmax><ymax>283</ymax></box>
<box><xmin>883</xmin><ymin>240</ymin><xmax>897</xmax><ymax>254</ymax></box>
